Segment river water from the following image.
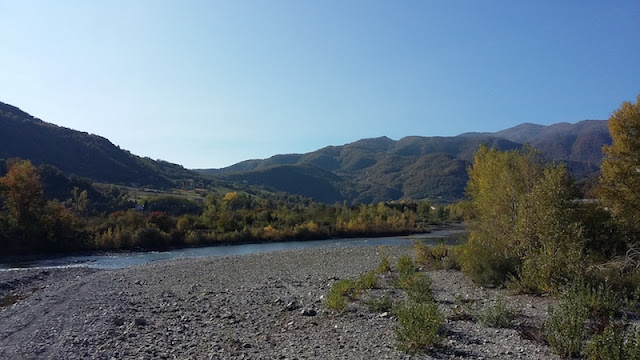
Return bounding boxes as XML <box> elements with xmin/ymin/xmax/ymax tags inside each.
<box><xmin>0</xmin><ymin>228</ymin><xmax>467</xmax><ymax>270</ymax></box>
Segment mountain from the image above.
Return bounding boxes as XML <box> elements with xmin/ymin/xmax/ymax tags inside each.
<box><xmin>1</xmin><ymin>100</ymin><xmax>611</xmax><ymax>204</ymax></box>
<box><xmin>463</xmin><ymin>120</ymin><xmax>611</xmax><ymax>177</ymax></box>
<box><xmin>201</xmin><ymin>120</ymin><xmax>610</xmax><ymax>203</ymax></box>
<box><xmin>0</xmin><ymin>101</ymin><xmax>204</xmax><ymax>189</ymax></box>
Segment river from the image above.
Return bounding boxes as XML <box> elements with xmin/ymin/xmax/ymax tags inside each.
<box><xmin>0</xmin><ymin>228</ymin><xmax>467</xmax><ymax>270</ymax></box>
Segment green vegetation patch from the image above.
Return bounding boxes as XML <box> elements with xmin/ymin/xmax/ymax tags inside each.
<box><xmin>395</xmin><ymin>300</ymin><xmax>444</xmax><ymax>353</ymax></box>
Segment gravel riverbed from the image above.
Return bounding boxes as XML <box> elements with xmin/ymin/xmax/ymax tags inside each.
<box><xmin>0</xmin><ymin>246</ymin><xmax>559</xmax><ymax>359</ymax></box>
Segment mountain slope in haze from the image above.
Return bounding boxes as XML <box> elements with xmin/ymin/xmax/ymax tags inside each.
<box><xmin>199</xmin><ymin>135</ymin><xmax>524</xmax><ymax>203</ymax></box>
<box><xmin>0</xmin><ymin>101</ymin><xmax>201</xmax><ymax>188</ymax></box>
<box><xmin>464</xmin><ymin>120</ymin><xmax>611</xmax><ymax>177</ymax></box>
<box><xmin>201</xmin><ymin>120</ymin><xmax>610</xmax><ymax>203</ymax></box>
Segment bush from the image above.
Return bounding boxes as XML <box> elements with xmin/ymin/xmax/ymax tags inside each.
<box><xmin>396</xmin><ymin>255</ymin><xmax>416</xmax><ymax>287</ymax></box>
<box><xmin>414</xmin><ymin>241</ymin><xmax>435</xmax><ymax>266</ymax></box>
<box><xmin>395</xmin><ymin>300</ymin><xmax>444</xmax><ymax>353</ymax></box>
<box><xmin>367</xmin><ymin>294</ymin><xmax>393</xmax><ymax>313</ymax></box>
<box><xmin>515</xmin><ymin>239</ymin><xmax>585</xmax><ymax>295</ymax></box>
<box><xmin>545</xmin><ymin>293</ymin><xmax>589</xmax><ymax>358</ymax></box>
<box><xmin>376</xmin><ymin>246</ymin><xmax>391</xmax><ymax>273</ymax></box>
<box><xmin>415</xmin><ymin>242</ymin><xmax>463</xmax><ymax>270</ymax></box>
<box><xmin>404</xmin><ymin>273</ymin><xmax>434</xmax><ymax>303</ymax></box>
<box><xmin>477</xmin><ymin>296</ymin><xmax>518</xmax><ymax>328</ymax></box>
<box><xmin>443</xmin><ymin>245</ymin><xmax>462</xmax><ymax>270</ymax></box>
<box><xmin>459</xmin><ymin>238</ymin><xmax>519</xmax><ymax>287</ymax></box>
<box><xmin>131</xmin><ymin>226</ymin><xmax>171</xmax><ymax>249</ymax></box>
<box><xmin>569</xmin><ymin>280</ymin><xmax>625</xmax><ymax>318</ymax></box>
<box><xmin>585</xmin><ymin>321</ymin><xmax>640</xmax><ymax>360</ymax></box>
<box><xmin>325</xmin><ymin>279</ymin><xmax>358</xmax><ymax>312</ymax></box>
<box><xmin>356</xmin><ymin>271</ymin><xmax>377</xmax><ymax>290</ymax></box>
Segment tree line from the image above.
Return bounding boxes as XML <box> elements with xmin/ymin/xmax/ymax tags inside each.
<box><xmin>0</xmin><ymin>160</ymin><xmax>458</xmax><ymax>255</ymax></box>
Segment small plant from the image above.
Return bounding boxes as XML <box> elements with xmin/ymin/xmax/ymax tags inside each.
<box><xmin>324</xmin><ymin>279</ymin><xmax>358</xmax><ymax>312</ymax></box>
<box><xmin>356</xmin><ymin>270</ymin><xmax>377</xmax><ymax>290</ymax></box>
<box><xmin>571</xmin><ymin>280</ymin><xmax>625</xmax><ymax>318</ymax></box>
<box><xmin>476</xmin><ymin>296</ymin><xmax>518</xmax><ymax>328</ymax></box>
<box><xmin>404</xmin><ymin>273</ymin><xmax>434</xmax><ymax>303</ymax></box>
<box><xmin>584</xmin><ymin>321</ymin><xmax>640</xmax><ymax>360</ymax></box>
<box><xmin>367</xmin><ymin>294</ymin><xmax>393</xmax><ymax>313</ymax></box>
<box><xmin>377</xmin><ymin>246</ymin><xmax>392</xmax><ymax>273</ymax></box>
<box><xmin>395</xmin><ymin>300</ymin><xmax>444</xmax><ymax>353</ymax></box>
<box><xmin>395</xmin><ymin>255</ymin><xmax>416</xmax><ymax>287</ymax></box>
<box><xmin>545</xmin><ymin>293</ymin><xmax>589</xmax><ymax>358</ymax></box>
<box><xmin>414</xmin><ymin>242</ymin><xmax>451</xmax><ymax>270</ymax></box>
<box><xmin>414</xmin><ymin>241</ymin><xmax>435</xmax><ymax>266</ymax></box>
<box><xmin>442</xmin><ymin>245</ymin><xmax>462</xmax><ymax>270</ymax></box>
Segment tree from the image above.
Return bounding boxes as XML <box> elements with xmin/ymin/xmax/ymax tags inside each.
<box><xmin>461</xmin><ymin>145</ymin><xmax>584</xmax><ymax>291</ymax></box>
<box><xmin>0</xmin><ymin>160</ymin><xmax>44</xmax><ymax>228</ymax></box>
<box><xmin>0</xmin><ymin>160</ymin><xmax>45</xmax><ymax>251</ymax></box>
<box><xmin>600</xmin><ymin>94</ymin><xmax>640</xmax><ymax>235</ymax></box>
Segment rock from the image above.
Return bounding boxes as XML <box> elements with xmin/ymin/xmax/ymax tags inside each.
<box><xmin>134</xmin><ymin>318</ymin><xmax>148</xmax><ymax>326</ymax></box>
<box><xmin>285</xmin><ymin>301</ymin><xmax>300</xmax><ymax>311</ymax></box>
<box><xmin>113</xmin><ymin>317</ymin><xmax>125</xmax><ymax>326</ymax></box>
<box><xmin>379</xmin><ymin>312</ymin><xmax>390</xmax><ymax>318</ymax></box>
<box><xmin>300</xmin><ymin>308</ymin><xmax>317</xmax><ymax>316</ymax></box>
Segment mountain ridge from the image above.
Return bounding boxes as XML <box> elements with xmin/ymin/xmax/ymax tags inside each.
<box><xmin>199</xmin><ymin>120</ymin><xmax>610</xmax><ymax>203</ymax></box>
<box><xmin>0</xmin><ymin>100</ymin><xmax>610</xmax><ymax>204</ymax></box>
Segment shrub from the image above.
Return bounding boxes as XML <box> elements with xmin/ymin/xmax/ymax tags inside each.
<box><xmin>396</xmin><ymin>255</ymin><xmax>416</xmax><ymax>287</ymax></box>
<box><xmin>356</xmin><ymin>271</ymin><xmax>377</xmax><ymax>290</ymax></box>
<box><xmin>377</xmin><ymin>246</ymin><xmax>392</xmax><ymax>273</ymax></box>
<box><xmin>131</xmin><ymin>226</ymin><xmax>171</xmax><ymax>249</ymax></box>
<box><xmin>477</xmin><ymin>296</ymin><xmax>518</xmax><ymax>328</ymax></box>
<box><xmin>584</xmin><ymin>320</ymin><xmax>640</xmax><ymax>360</ymax></box>
<box><xmin>414</xmin><ymin>241</ymin><xmax>435</xmax><ymax>266</ymax></box>
<box><xmin>545</xmin><ymin>293</ymin><xmax>589</xmax><ymax>358</ymax></box>
<box><xmin>414</xmin><ymin>242</ymin><xmax>453</xmax><ymax>270</ymax></box>
<box><xmin>515</xmin><ymin>239</ymin><xmax>585</xmax><ymax>295</ymax></box>
<box><xmin>325</xmin><ymin>279</ymin><xmax>362</xmax><ymax>312</ymax></box>
<box><xmin>459</xmin><ymin>238</ymin><xmax>519</xmax><ymax>287</ymax></box>
<box><xmin>367</xmin><ymin>294</ymin><xmax>393</xmax><ymax>313</ymax></box>
<box><xmin>569</xmin><ymin>280</ymin><xmax>625</xmax><ymax>318</ymax></box>
<box><xmin>395</xmin><ymin>300</ymin><xmax>444</xmax><ymax>353</ymax></box>
<box><xmin>404</xmin><ymin>273</ymin><xmax>434</xmax><ymax>303</ymax></box>
<box><xmin>442</xmin><ymin>245</ymin><xmax>462</xmax><ymax>270</ymax></box>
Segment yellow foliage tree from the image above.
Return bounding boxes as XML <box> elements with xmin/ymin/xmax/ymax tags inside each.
<box><xmin>600</xmin><ymin>94</ymin><xmax>640</xmax><ymax>234</ymax></box>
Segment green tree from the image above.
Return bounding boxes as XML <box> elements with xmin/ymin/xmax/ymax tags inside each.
<box><xmin>461</xmin><ymin>145</ymin><xmax>584</xmax><ymax>291</ymax></box>
<box><xmin>600</xmin><ymin>94</ymin><xmax>640</xmax><ymax>235</ymax></box>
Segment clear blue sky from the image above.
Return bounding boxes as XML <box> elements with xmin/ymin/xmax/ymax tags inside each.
<box><xmin>1</xmin><ymin>1</ymin><xmax>639</xmax><ymax>169</ymax></box>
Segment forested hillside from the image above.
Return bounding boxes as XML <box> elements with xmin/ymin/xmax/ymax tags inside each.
<box><xmin>201</xmin><ymin>121</ymin><xmax>610</xmax><ymax>203</ymax></box>
<box><xmin>0</xmin><ymin>102</ymin><xmax>204</xmax><ymax>189</ymax></box>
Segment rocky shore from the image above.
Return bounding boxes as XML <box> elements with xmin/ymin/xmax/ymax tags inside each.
<box><xmin>0</xmin><ymin>246</ymin><xmax>559</xmax><ymax>359</ymax></box>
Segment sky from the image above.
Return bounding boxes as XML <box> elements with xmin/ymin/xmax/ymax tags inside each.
<box><xmin>1</xmin><ymin>1</ymin><xmax>639</xmax><ymax>169</ymax></box>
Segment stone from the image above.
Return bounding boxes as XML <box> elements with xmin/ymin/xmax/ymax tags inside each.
<box><xmin>285</xmin><ymin>301</ymin><xmax>300</xmax><ymax>311</ymax></box>
<box><xmin>300</xmin><ymin>308</ymin><xmax>317</xmax><ymax>316</ymax></box>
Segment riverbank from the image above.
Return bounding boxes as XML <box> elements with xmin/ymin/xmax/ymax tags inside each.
<box><xmin>0</xmin><ymin>245</ymin><xmax>557</xmax><ymax>359</ymax></box>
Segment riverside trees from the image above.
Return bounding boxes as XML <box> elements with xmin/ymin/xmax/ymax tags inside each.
<box><xmin>461</xmin><ymin>145</ymin><xmax>584</xmax><ymax>292</ymax></box>
<box><xmin>600</xmin><ymin>94</ymin><xmax>640</xmax><ymax>237</ymax></box>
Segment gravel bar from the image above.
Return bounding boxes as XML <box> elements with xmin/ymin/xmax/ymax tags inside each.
<box><xmin>0</xmin><ymin>245</ymin><xmax>559</xmax><ymax>359</ymax></box>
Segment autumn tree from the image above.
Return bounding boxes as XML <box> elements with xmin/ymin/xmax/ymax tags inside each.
<box><xmin>461</xmin><ymin>145</ymin><xmax>584</xmax><ymax>291</ymax></box>
<box><xmin>0</xmin><ymin>160</ymin><xmax>44</xmax><ymax>225</ymax></box>
<box><xmin>600</xmin><ymin>94</ymin><xmax>640</xmax><ymax>236</ymax></box>
<box><xmin>0</xmin><ymin>160</ymin><xmax>45</xmax><ymax>251</ymax></box>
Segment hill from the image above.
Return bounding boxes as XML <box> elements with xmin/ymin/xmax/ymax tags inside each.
<box><xmin>0</xmin><ymin>101</ymin><xmax>203</xmax><ymax>189</ymax></box>
<box><xmin>201</xmin><ymin>120</ymin><xmax>610</xmax><ymax>203</ymax></box>
<box><xmin>1</xmin><ymin>100</ymin><xmax>610</xmax><ymax>204</ymax></box>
